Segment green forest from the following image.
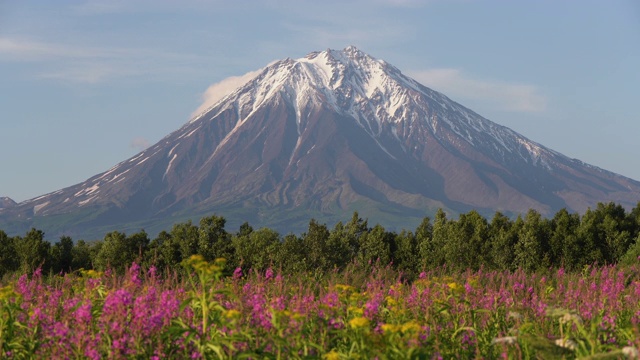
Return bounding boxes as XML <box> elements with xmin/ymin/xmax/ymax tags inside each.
<box><xmin>2</xmin><ymin>201</ymin><xmax>640</xmax><ymax>278</ymax></box>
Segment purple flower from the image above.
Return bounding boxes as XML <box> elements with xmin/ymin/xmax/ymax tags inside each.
<box><xmin>75</xmin><ymin>303</ymin><xmax>92</xmax><ymax>324</ymax></box>
<box><xmin>85</xmin><ymin>348</ymin><xmax>100</xmax><ymax>360</ymax></box>
<box><xmin>52</xmin><ymin>321</ymin><xmax>69</xmax><ymax>338</ymax></box>
<box><xmin>103</xmin><ymin>289</ymin><xmax>133</xmax><ymax>317</ymax></box>
<box><xmin>128</xmin><ymin>262</ymin><xmax>142</xmax><ymax>286</ymax></box>
<box><xmin>265</xmin><ymin>268</ymin><xmax>274</xmax><ymax>280</ymax></box>
<box><xmin>233</xmin><ymin>267</ymin><xmax>243</xmax><ymax>279</ymax></box>
<box><xmin>148</xmin><ymin>265</ymin><xmax>158</xmax><ymax>279</ymax></box>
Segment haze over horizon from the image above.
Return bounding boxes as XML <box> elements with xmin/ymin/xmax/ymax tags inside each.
<box><xmin>1</xmin><ymin>1</ymin><xmax>639</xmax><ymax>203</ymax></box>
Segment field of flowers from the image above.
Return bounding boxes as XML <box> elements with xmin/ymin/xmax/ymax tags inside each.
<box><xmin>1</xmin><ymin>256</ymin><xmax>639</xmax><ymax>359</ymax></box>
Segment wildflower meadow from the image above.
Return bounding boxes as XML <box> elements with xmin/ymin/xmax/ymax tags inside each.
<box><xmin>1</xmin><ymin>256</ymin><xmax>639</xmax><ymax>359</ymax></box>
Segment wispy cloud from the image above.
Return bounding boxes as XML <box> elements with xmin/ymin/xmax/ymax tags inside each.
<box><xmin>191</xmin><ymin>69</ymin><xmax>263</xmax><ymax>119</ymax></box>
<box><xmin>70</xmin><ymin>1</ymin><xmax>129</xmax><ymax>15</ymax></box>
<box><xmin>0</xmin><ymin>37</ymin><xmax>116</xmax><ymax>60</ymax></box>
<box><xmin>374</xmin><ymin>0</ymin><xmax>432</xmax><ymax>7</ymax></box>
<box><xmin>130</xmin><ymin>137</ymin><xmax>150</xmax><ymax>151</ymax></box>
<box><xmin>408</xmin><ymin>68</ymin><xmax>547</xmax><ymax>112</ymax></box>
<box><xmin>0</xmin><ymin>36</ymin><xmax>204</xmax><ymax>83</ymax></box>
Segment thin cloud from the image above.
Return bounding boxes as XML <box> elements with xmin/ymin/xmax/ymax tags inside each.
<box><xmin>374</xmin><ymin>0</ymin><xmax>431</xmax><ymax>7</ymax></box>
<box><xmin>0</xmin><ymin>37</ymin><xmax>114</xmax><ymax>60</ymax></box>
<box><xmin>191</xmin><ymin>69</ymin><xmax>263</xmax><ymax>119</ymax></box>
<box><xmin>70</xmin><ymin>1</ymin><xmax>129</xmax><ymax>15</ymax></box>
<box><xmin>408</xmin><ymin>68</ymin><xmax>547</xmax><ymax>112</ymax></box>
<box><xmin>0</xmin><ymin>36</ymin><xmax>204</xmax><ymax>83</ymax></box>
<box><xmin>130</xmin><ymin>137</ymin><xmax>150</xmax><ymax>151</ymax></box>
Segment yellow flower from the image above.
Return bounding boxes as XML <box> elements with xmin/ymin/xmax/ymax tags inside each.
<box><xmin>347</xmin><ymin>306</ymin><xmax>364</xmax><ymax>316</ymax></box>
<box><xmin>385</xmin><ymin>296</ymin><xmax>397</xmax><ymax>306</ymax></box>
<box><xmin>349</xmin><ymin>316</ymin><xmax>370</xmax><ymax>329</ymax></box>
<box><xmin>82</xmin><ymin>269</ymin><xmax>103</xmax><ymax>278</ymax></box>
<box><xmin>323</xmin><ymin>350</ymin><xmax>341</xmax><ymax>360</ymax></box>
<box><xmin>0</xmin><ymin>285</ymin><xmax>15</xmax><ymax>301</ymax></box>
<box><xmin>335</xmin><ymin>284</ymin><xmax>355</xmax><ymax>292</ymax></box>
<box><xmin>223</xmin><ymin>309</ymin><xmax>241</xmax><ymax>319</ymax></box>
<box><xmin>447</xmin><ymin>282</ymin><xmax>464</xmax><ymax>294</ymax></box>
<box><xmin>381</xmin><ymin>323</ymin><xmax>400</xmax><ymax>334</ymax></box>
<box><xmin>414</xmin><ymin>278</ymin><xmax>431</xmax><ymax>289</ymax></box>
<box><xmin>401</xmin><ymin>321</ymin><xmax>422</xmax><ymax>333</ymax></box>
<box><xmin>291</xmin><ymin>312</ymin><xmax>306</xmax><ymax>320</ymax></box>
<box><xmin>349</xmin><ymin>291</ymin><xmax>363</xmax><ymax>303</ymax></box>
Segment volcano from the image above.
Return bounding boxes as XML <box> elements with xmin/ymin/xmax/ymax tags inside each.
<box><xmin>2</xmin><ymin>46</ymin><xmax>639</xmax><ymax>239</ymax></box>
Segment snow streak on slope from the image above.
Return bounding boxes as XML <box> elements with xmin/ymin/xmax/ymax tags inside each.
<box><xmin>188</xmin><ymin>46</ymin><xmax>567</xmax><ymax>170</ymax></box>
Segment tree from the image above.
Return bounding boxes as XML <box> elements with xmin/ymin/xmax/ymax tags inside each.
<box><xmin>487</xmin><ymin>212</ymin><xmax>518</xmax><ymax>271</ymax></box>
<box><xmin>416</xmin><ymin>217</ymin><xmax>434</xmax><ymax>267</ymax></box>
<box><xmin>50</xmin><ymin>236</ymin><xmax>74</xmax><ymax>274</ymax></box>
<box><xmin>325</xmin><ymin>222</ymin><xmax>354</xmax><ymax>270</ymax></box>
<box><xmin>443</xmin><ymin>210</ymin><xmax>488</xmax><ymax>271</ymax></box>
<box><xmin>71</xmin><ymin>240</ymin><xmax>93</xmax><ymax>270</ymax></box>
<box><xmin>14</xmin><ymin>228</ymin><xmax>50</xmax><ymax>274</ymax></box>
<box><xmin>514</xmin><ymin>210</ymin><xmax>551</xmax><ymax>272</ymax></box>
<box><xmin>620</xmin><ymin>233</ymin><xmax>640</xmax><ymax>267</ymax></box>
<box><xmin>274</xmin><ymin>233</ymin><xmax>305</xmax><ymax>273</ymax></box>
<box><xmin>301</xmin><ymin>219</ymin><xmax>332</xmax><ymax>271</ymax></box>
<box><xmin>596</xmin><ymin>202</ymin><xmax>632</xmax><ymax>263</ymax></box>
<box><xmin>0</xmin><ymin>230</ymin><xmax>18</xmax><ymax>277</ymax></box>
<box><xmin>394</xmin><ymin>230</ymin><xmax>419</xmax><ymax>277</ymax></box>
<box><xmin>549</xmin><ymin>208</ymin><xmax>581</xmax><ymax>269</ymax></box>
<box><xmin>423</xmin><ymin>209</ymin><xmax>449</xmax><ymax>270</ymax></box>
<box><xmin>171</xmin><ymin>221</ymin><xmax>199</xmax><ymax>260</ymax></box>
<box><xmin>148</xmin><ymin>230</ymin><xmax>183</xmax><ymax>270</ymax></box>
<box><xmin>357</xmin><ymin>224</ymin><xmax>393</xmax><ymax>266</ymax></box>
<box><xmin>232</xmin><ymin>228</ymin><xmax>280</xmax><ymax>271</ymax></box>
<box><xmin>198</xmin><ymin>215</ymin><xmax>233</xmax><ymax>262</ymax></box>
<box><xmin>95</xmin><ymin>230</ymin><xmax>149</xmax><ymax>273</ymax></box>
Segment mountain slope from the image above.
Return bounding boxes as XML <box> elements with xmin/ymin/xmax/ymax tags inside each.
<box><xmin>2</xmin><ymin>46</ymin><xmax>639</xmax><ymax>239</ymax></box>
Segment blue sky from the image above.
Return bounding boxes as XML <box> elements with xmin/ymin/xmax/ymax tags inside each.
<box><xmin>1</xmin><ymin>0</ymin><xmax>639</xmax><ymax>203</ymax></box>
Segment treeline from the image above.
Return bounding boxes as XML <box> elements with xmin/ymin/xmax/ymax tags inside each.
<box><xmin>1</xmin><ymin>202</ymin><xmax>640</xmax><ymax>278</ymax></box>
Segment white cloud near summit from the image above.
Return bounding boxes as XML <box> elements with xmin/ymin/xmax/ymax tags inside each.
<box><xmin>130</xmin><ymin>137</ymin><xmax>150</xmax><ymax>151</ymax></box>
<box><xmin>409</xmin><ymin>68</ymin><xmax>547</xmax><ymax>113</ymax></box>
<box><xmin>191</xmin><ymin>69</ymin><xmax>262</xmax><ymax>119</ymax></box>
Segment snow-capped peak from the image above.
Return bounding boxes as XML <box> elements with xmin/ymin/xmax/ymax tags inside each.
<box><xmin>189</xmin><ymin>46</ymin><xmax>567</xmax><ymax>168</ymax></box>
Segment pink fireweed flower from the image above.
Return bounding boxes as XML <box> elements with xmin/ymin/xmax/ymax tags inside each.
<box><xmin>233</xmin><ymin>267</ymin><xmax>243</xmax><ymax>279</ymax></box>
<box><xmin>275</xmin><ymin>272</ymin><xmax>283</xmax><ymax>283</ymax></box>
<box><xmin>52</xmin><ymin>321</ymin><xmax>70</xmax><ymax>338</ymax></box>
<box><xmin>364</xmin><ymin>292</ymin><xmax>384</xmax><ymax>319</ymax></box>
<box><xmin>103</xmin><ymin>288</ymin><xmax>133</xmax><ymax>316</ymax></box>
<box><xmin>148</xmin><ymin>265</ymin><xmax>158</xmax><ymax>279</ymax></box>
<box><xmin>321</xmin><ymin>292</ymin><xmax>340</xmax><ymax>309</ymax></box>
<box><xmin>63</xmin><ymin>297</ymin><xmax>80</xmax><ymax>312</ymax></box>
<box><xmin>265</xmin><ymin>267</ymin><xmax>274</xmax><ymax>280</ymax></box>
<box><xmin>75</xmin><ymin>303</ymin><xmax>92</xmax><ymax>324</ymax></box>
<box><xmin>85</xmin><ymin>348</ymin><xmax>100</xmax><ymax>360</ymax></box>
<box><xmin>128</xmin><ymin>262</ymin><xmax>142</xmax><ymax>286</ymax></box>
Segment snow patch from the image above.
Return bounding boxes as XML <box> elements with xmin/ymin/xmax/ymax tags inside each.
<box><xmin>79</xmin><ymin>196</ymin><xmax>97</xmax><ymax>206</ymax></box>
<box><xmin>164</xmin><ymin>153</ymin><xmax>178</xmax><ymax>178</ymax></box>
<box><xmin>33</xmin><ymin>201</ymin><xmax>49</xmax><ymax>214</ymax></box>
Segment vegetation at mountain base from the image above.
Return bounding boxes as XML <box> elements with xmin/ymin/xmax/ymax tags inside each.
<box><xmin>1</xmin><ymin>202</ymin><xmax>640</xmax><ymax>358</ymax></box>
<box><xmin>1</xmin><ymin>202</ymin><xmax>640</xmax><ymax>279</ymax></box>
<box><xmin>1</xmin><ymin>250</ymin><xmax>640</xmax><ymax>358</ymax></box>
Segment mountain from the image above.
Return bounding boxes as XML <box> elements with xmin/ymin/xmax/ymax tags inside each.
<box><xmin>0</xmin><ymin>197</ymin><xmax>16</xmax><ymax>211</ymax></box>
<box><xmin>2</xmin><ymin>46</ymin><xmax>640</xmax><ymax>239</ymax></box>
